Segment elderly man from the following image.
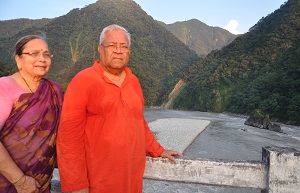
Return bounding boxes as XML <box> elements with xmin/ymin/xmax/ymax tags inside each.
<box><xmin>57</xmin><ymin>24</ymin><xmax>182</xmax><ymax>193</ymax></box>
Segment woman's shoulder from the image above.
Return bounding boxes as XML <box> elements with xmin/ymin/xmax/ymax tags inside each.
<box><xmin>0</xmin><ymin>76</ymin><xmax>25</xmax><ymax>102</ymax></box>
<box><xmin>0</xmin><ymin>76</ymin><xmax>13</xmax><ymax>83</ymax></box>
<box><xmin>0</xmin><ymin>76</ymin><xmax>22</xmax><ymax>91</ymax></box>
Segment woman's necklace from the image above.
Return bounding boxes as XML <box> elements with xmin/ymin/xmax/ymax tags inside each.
<box><xmin>19</xmin><ymin>73</ymin><xmax>33</xmax><ymax>93</ymax></box>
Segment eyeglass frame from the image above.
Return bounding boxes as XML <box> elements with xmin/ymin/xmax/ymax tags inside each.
<box><xmin>101</xmin><ymin>43</ymin><xmax>130</xmax><ymax>52</ymax></box>
<box><xmin>21</xmin><ymin>50</ymin><xmax>53</xmax><ymax>59</ymax></box>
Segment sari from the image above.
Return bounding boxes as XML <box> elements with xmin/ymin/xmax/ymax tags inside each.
<box><xmin>0</xmin><ymin>78</ymin><xmax>63</xmax><ymax>193</ymax></box>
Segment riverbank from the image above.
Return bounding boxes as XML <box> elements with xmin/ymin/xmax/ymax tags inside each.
<box><xmin>149</xmin><ymin>118</ymin><xmax>210</xmax><ymax>153</ymax></box>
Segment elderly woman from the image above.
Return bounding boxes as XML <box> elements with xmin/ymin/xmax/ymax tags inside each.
<box><xmin>0</xmin><ymin>35</ymin><xmax>63</xmax><ymax>193</ymax></box>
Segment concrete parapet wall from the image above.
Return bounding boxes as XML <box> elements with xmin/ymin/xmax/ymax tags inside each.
<box><xmin>144</xmin><ymin>157</ymin><xmax>266</xmax><ymax>189</ymax></box>
<box><xmin>263</xmin><ymin>146</ymin><xmax>300</xmax><ymax>193</ymax></box>
<box><xmin>51</xmin><ymin>146</ymin><xmax>300</xmax><ymax>193</ymax></box>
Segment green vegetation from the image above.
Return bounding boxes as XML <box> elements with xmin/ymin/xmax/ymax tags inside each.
<box><xmin>0</xmin><ymin>18</ymin><xmax>51</xmax><ymax>38</ymax></box>
<box><xmin>0</xmin><ymin>62</ymin><xmax>13</xmax><ymax>77</ymax></box>
<box><xmin>173</xmin><ymin>0</ymin><xmax>300</xmax><ymax>125</ymax></box>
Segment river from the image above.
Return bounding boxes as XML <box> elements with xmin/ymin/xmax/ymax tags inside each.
<box><xmin>142</xmin><ymin>108</ymin><xmax>300</xmax><ymax>193</ymax></box>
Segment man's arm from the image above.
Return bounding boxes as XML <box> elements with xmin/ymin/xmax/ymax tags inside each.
<box><xmin>57</xmin><ymin>75</ymin><xmax>89</xmax><ymax>192</ymax></box>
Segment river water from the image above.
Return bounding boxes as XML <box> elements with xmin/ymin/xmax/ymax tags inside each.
<box><xmin>142</xmin><ymin>108</ymin><xmax>300</xmax><ymax>193</ymax></box>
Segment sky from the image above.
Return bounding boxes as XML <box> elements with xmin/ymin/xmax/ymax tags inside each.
<box><xmin>0</xmin><ymin>0</ymin><xmax>287</xmax><ymax>34</ymax></box>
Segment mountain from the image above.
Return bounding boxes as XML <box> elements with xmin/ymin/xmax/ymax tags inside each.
<box><xmin>0</xmin><ymin>0</ymin><xmax>198</xmax><ymax>106</ymax></box>
<box><xmin>0</xmin><ymin>18</ymin><xmax>51</xmax><ymax>38</ymax></box>
<box><xmin>169</xmin><ymin>0</ymin><xmax>300</xmax><ymax>125</ymax></box>
<box><xmin>159</xmin><ymin>19</ymin><xmax>237</xmax><ymax>57</ymax></box>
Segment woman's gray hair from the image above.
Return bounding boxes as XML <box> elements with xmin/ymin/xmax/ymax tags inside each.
<box><xmin>99</xmin><ymin>24</ymin><xmax>131</xmax><ymax>47</ymax></box>
<box><xmin>14</xmin><ymin>33</ymin><xmax>47</xmax><ymax>56</ymax></box>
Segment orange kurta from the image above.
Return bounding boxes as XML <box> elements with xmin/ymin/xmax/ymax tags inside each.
<box><xmin>57</xmin><ymin>61</ymin><xmax>164</xmax><ymax>193</ymax></box>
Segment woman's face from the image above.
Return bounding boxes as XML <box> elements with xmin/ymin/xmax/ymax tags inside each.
<box><xmin>15</xmin><ymin>38</ymin><xmax>52</xmax><ymax>78</ymax></box>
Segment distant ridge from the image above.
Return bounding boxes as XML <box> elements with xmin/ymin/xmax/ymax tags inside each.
<box><xmin>159</xmin><ymin>19</ymin><xmax>237</xmax><ymax>57</ymax></box>
<box><xmin>0</xmin><ymin>18</ymin><xmax>51</xmax><ymax>38</ymax></box>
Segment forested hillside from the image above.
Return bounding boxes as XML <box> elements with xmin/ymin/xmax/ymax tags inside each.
<box><xmin>0</xmin><ymin>0</ymin><xmax>197</xmax><ymax>106</ymax></box>
<box><xmin>171</xmin><ymin>0</ymin><xmax>300</xmax><ymax>125</ymax></box>
<box><xmin>160</xmin><ymin>19</ymin><xmax>237</xmax><ymax>57</ymax></box>
<box><xmin>0</xmin><ymin>18</ymin><xmax>51</xmax><ymax>38</ymax></box>
<box><xmin>0</xmin><ymin>62</ymin><xmax>13</xmax><ymax>77</ymax></box>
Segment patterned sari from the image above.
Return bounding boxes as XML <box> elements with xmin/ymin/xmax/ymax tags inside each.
<box><xmin>0</xmin><ymin>78</ymin><xmax>63</xmax><ymax>193</ymax></box>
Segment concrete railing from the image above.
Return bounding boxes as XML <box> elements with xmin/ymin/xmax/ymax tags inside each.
<box><xmin>51</xmin><ymin>146</ymin><xmax>300</xmax><ymax>193</ymax></box>
<box><xmin>145</xmin><ymin>156</ymin><xmax>267</xmax><ymax>190</ymax></box>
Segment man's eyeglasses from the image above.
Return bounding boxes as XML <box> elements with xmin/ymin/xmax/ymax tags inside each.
<box><xmin>101</xmin><ymin>43</ymin><xmax>130</xmax><ymax>52</ymax></box>
<box><xmin>21</xmin><ymin>50</ymin><xmax>53</xmax><ymax>59</ymax></box>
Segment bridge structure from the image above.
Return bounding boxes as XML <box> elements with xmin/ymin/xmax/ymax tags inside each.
<box><xmin>51</xmin><ymin>146</ymin><xmax>300</xmax><ymax>193</ymax></box>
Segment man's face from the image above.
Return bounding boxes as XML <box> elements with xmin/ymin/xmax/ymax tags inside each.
<box><xmin>98</xmin><ymin>29</ymin><xmax>130</xmax><ymax>74</ymax></box>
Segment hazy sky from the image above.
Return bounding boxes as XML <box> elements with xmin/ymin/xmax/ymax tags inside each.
<box><xmin>0</xmin><ymin>0</ymin><xmax>287</xmax><ymax>34</ymax></box>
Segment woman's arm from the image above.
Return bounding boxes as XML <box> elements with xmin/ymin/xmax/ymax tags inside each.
<box><xmin>0</xmin><ymin>91</ymin><xmax>13</xmax><ymax>130</ymax></box>
<box><xmin>0</xmin><ymin>78</ymin><xmax>40</xmax><ymax>192</ymax></box>
<box><xmin>0</xmin><ymin>142</ymin><xmax>24</xmax><ymax>183</ymax></box>
<box><xmin>0</xmin><ymin>142</ymin><xmax>40</xmax><ymax>192</ymax></box>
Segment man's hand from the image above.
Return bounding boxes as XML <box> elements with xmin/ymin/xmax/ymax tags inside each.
<box><xmin>72</xmin><ymin>188</ymin><xmax>89</xmax><ymax>193</ymax></box>
<box><xmin>160</xmin><ymin>150</ymin><xmax>183</xmax><ymax>161</ymax></box>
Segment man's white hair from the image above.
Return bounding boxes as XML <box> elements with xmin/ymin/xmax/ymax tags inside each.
<box><xmin>99</xmin><ymin>24</ymin><xmax>131</xmax><ymax>47</ymax></box>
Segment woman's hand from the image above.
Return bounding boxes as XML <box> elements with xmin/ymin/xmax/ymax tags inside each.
<box><xmin>13</xmin><ymin>175</ymin><xmax>40</xmax><ymax>193</ymax></box>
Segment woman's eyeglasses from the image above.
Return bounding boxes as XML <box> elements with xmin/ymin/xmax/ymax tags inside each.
<box><xmin>21</xmin><ymin>50</ymin><xmax>53</xmax><ymax>59</ymax></box>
